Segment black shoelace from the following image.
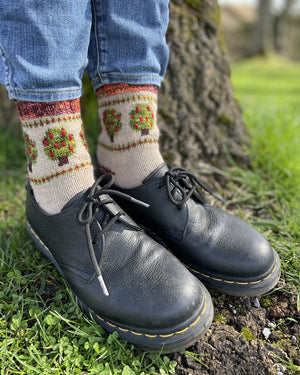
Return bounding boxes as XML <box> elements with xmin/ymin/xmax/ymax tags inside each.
<box><xmin>77</xmin><ymin>175</ymin><xmax>149</xmax><ymax>297</ymax></box>
<box><xmin>161</xmin><ymin>167</ymin><xmax>225</xmax><ymax>210</ymax></box>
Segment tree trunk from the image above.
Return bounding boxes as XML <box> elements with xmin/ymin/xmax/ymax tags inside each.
<box><xmin>0</xmin><ymin>85</ymin><xmax>19</xmax><ymax>133</ymax></box>
<box><xmin>273</xmin><ymin>0</ymin><xmax>294</xmax><ymax>52</ymax></box>
<box><xmin>252</xmin><ymin>0</ymin><xmax>273</xmax><ymax>55</ymax></box>
<box><xmin>158</xmin><ymin>0</ymin><xmax>248</xmax><ymax>169</ymax></box>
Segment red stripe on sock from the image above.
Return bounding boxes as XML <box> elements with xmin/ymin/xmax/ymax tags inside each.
<box><xmin>97</xmin><ymin>84</ymin><xmax>157</xmax><ymax>98</ymax></box>
<box><xmin>16</xmin><ymin>98</ymin><xmax>81</xmax><ymax>121</ymax></box>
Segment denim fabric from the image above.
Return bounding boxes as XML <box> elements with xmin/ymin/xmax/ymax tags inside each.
<box><xmin>0</xmin><ymin>0</ymin><xmax>92</xmax><ymax>101</ymax></box>
<box><xmin>87</xmin><ymin>0</ymin><xmax>169</xmax><ymax>91</ymax></box>
<box><xmin>0</xmin><ymin>0</ymin><xmax>169</xmax><ymax>102</ymax></box>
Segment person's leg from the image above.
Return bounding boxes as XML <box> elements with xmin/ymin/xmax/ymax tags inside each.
<box><xmin>0</xmin><ymin>0</ymin><xmax>94</xmax><ymax>213</ymax></box>
<box><xmin>87</xmin><ymin>0</ymin><xmax>168</xmax><ymax>187</ymax></box>
<box><xmin>89</xmin><ymin>0</ymin><xmax>281</xmax><ymax>296</ymax></box>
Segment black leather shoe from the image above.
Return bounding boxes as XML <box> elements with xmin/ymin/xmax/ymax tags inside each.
<box><xmin>111</xmin><ymin>164</ymin><xmax>281</xmax><ymax>296</ymax></box>
<box><xmin>26</xmin><ymin>176</ymin><xmax>213</xmax><ymax>353</ymax></box>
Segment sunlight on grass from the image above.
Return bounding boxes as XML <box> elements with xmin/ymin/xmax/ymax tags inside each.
<box><xmin>232</xmin><ymin>56</ymin><xmax>300</xmax><ymax>201</ymax></box>
<box><xmin>232</xmin><ymin>56</ymin><xmax>300</xmax><ymax>106</ymax></box>
<box><xmin>229</xmin><ymin>56</ymin><xmax>300</xmax><ymax>290</ymax></box>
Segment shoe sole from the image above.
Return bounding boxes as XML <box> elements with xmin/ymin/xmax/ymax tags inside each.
<box><xmin>142</xmin><ymin>227</ymin><xmax>281</xmax><ymax>297</ymax></box>
<box><xmin>26</xmin><ymin>220</ymin><xmax>214</xmax><ymax>353</ymax></box>
<box><xmin>185</xmin><ymin>249</ymin><xmax>281</xmax><ymax>297</ymax></box>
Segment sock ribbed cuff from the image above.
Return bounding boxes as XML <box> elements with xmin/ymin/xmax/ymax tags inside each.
<box><xmin>16</xmin><ymin>99</ymin><xmax>81</xmax><ymax>120</ymax></box>
<box><xmin>97</xmin><ymin>84</ymin><xmax>158</xmax><ymax>97</ymax></box>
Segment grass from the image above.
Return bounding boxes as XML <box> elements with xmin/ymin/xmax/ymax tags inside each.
<box><xmin>0</xmin><ymin>55</ymin><xmax>299</xmax><ymax>374</ymax></box>
<box><xmin>228</xmin><ymin>56</ymin><xmax>300</xmax><ymax>289</ymax></box>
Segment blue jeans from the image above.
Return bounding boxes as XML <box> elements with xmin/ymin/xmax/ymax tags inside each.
<box><xmin>0</xmin><ymin>0</ymin><xmax>169</xmax><ymax>102</ymax></box>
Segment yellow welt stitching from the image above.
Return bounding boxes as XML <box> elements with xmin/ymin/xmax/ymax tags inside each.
<box><xmin>200</xmin><ymin>301</ymin><xmax>207</xmax><ymax>316</ymax></box>
<box><xmin>96</xmin><ymin>314</ymin><xmax>104</xmax><ymax>321</ymax></box>
<box><xmin>175</xmin><ymin>327</ymin><xmax>189</xmax><ymax>334</ymax></box>
<box><xmin>188</xmin><ymin>267</ymin><xmax>200</xmax><ymax>274</ymax></box>
<box><xmin>159</xmin><ymin>333</ymin><xmax>174</xmax><ymax>338</ymax></box>
<box><xmin>90</xmin><ymin>295</ymin><xmax>207</xmax><ymax>339</ymax></box>
<box><xmin>211</xmin><ymin>277</ymin><xmax>223</xmax><ymax>282</ymax></box>
<box><xmin>106</xmin><ymin>322</ymin><xmax>116</xmax><ymax>328</ymax></box>
<box><xmin>189</xmin><ymin>315</ymin><xmax>201</xmax><ymax>327</ymax></box>
<box><xmin>30</xmin><ymin>225</ymin><xmax>53</xmax><ymax>255</ymax></box>
<box><xmin>185</xmin><ymin>256</ymin><xmax>278</xmax><ymax>286</ymax></box>
<box><xmin>130</xmin><ymin>331</ymin><xmax>143</xmax><ymax>336</ymax></box>
<box><xmin>200</xmin><ymin>273</ymin><xmax>210</xmax><ymax>278</ymax></box>
<box><xmin>263</xmin><ymin>274</ymin><xmax>272</xmax><ymax>281</ymax></box>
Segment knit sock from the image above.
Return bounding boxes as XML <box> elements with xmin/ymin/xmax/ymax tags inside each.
<box><xmin>17</xmin><ymin>99</ymin><xmax>95</xmax><ymax>214</ymax></box>
<box><xmin>96</xmin><ymin>84</ymin><xmax>164</xmax><ymax>188</ymax></box>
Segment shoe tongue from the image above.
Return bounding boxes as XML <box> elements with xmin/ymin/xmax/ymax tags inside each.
<box><xmin>143</xmin><ymin>162</ymin><xmax>169</xmax><ymax>183</ymax></box>
<box><xmin>60</xmin><ymin>184</ymin><xmax>139</xmax><ymax>229</ymax></box>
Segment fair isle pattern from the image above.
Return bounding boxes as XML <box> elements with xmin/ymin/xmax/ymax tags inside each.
<box><xmin>98</xmin><ymin>94</ymin><xmax>157</xmax><ymax>109</ymax></box>
<box><xmin>29</xmin><ymin>161</ymin><xmax>92</xmax><ymax>185</ymax></box>
<box><xmin>21</xmin><ymin>113</ymin><xmax>81</xmax><ymax>129</ymax></box>
<box><xmin>102</xmin><ymin>108</ymin><xmax>122</xmax><ymax>142</ymax></box>
<box><xmin>96</xmin><ymin>84</ymin><xmax>164</xmax><ymax>188</ymax></box>
<box><xmin>16</xmin><ymin>100</ymin><xmax>94</xmax><ymax>214</ymax></box>
<box><xmin>43</xmin><ymin>127</ymin><xmax>76</xmax><ymax>166</ymax></box>
<box><xmin>98</xmin><ymin>138</ymin><xmax>159</xmax><ymax>152</ymax></box>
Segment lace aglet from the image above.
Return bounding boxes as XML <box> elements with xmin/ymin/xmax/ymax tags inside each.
<box><xmin>98</xmin><ymin>274</ymin><xmax>109</xmax><ymax>296</ymax></box>
<box><xmin>130</xmin><ymin>197</ymin><xmax>150</xmax><ymax>208</ymax></box>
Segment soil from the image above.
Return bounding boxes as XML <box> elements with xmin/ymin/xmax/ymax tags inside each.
<box><xmin>173</xmin><ymin>280</ymin><xmax>299</xmax><ymax>375</ymax></box>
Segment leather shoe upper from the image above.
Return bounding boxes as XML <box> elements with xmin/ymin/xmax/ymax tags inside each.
<box><xmin>113</xmin><ymin>163</ymin><xmax>277</xmax><ymax>282</ymax></box>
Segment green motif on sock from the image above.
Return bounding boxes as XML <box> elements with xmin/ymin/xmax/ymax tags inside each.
<box><xmin>43</xmin><ymin>127</ymin><xmax>76</xmax><ymax>166</ymax></box>
<box><xmin>24</xmin><ymin>133</ymin><xmax>37</xmax><ymax>173</ymax></box>
<box><xmin>130</xmin><ymin>104</ymin><xmax>155</xmax><ymax>136</ymax></box>
<box><xmin>103</xmin><ymin>108</ymin><xmax>122</xmax><ymax>142</ymax></box>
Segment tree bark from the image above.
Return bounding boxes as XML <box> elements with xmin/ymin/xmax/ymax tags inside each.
<box><xmin>158</xmin><ymin>0</ymin><xmax>248</xmax><ymax>169</ymax></box>
<box><xmin>0</xmin><ymin>85</ymin><xmax>19</xmax><ymax>132</ymax></box>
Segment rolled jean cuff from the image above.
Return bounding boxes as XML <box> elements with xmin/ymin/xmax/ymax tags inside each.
<box><xmin>6</xmin><ymin>87</ymin><xmax>83</xmax><ymax>102</ymax></box>
<box><xmin>92</xmin><ymin>74</ymin><xmax>163</xmax><ymax>91</ymax></box>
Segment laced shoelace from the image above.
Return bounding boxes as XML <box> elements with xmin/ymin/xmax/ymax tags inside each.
<box><xmin>160</xmin><ymin>167</ymin><xmax>225</xmax><ymax>210</ymax></box>
<box><xmin>77</xmin><ymin>175</ymin><xmax>149</xmax><ymax>297</ymax></box>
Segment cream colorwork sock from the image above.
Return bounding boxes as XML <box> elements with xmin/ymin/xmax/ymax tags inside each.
<box><xmin>96</xmin><ymin>84</ymin><xmax>164</xmax><ymax>188</ymax></box>
<box><xmin>17</xmin><ymin>99</ymin><xmax>95</xmax><ymax>214</ymax></box>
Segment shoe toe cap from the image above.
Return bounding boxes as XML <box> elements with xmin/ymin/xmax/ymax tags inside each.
<box><xmin>184</xmin><ymin>206</ymin><xmax>276</xmax><ymax>280</ymax></box>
